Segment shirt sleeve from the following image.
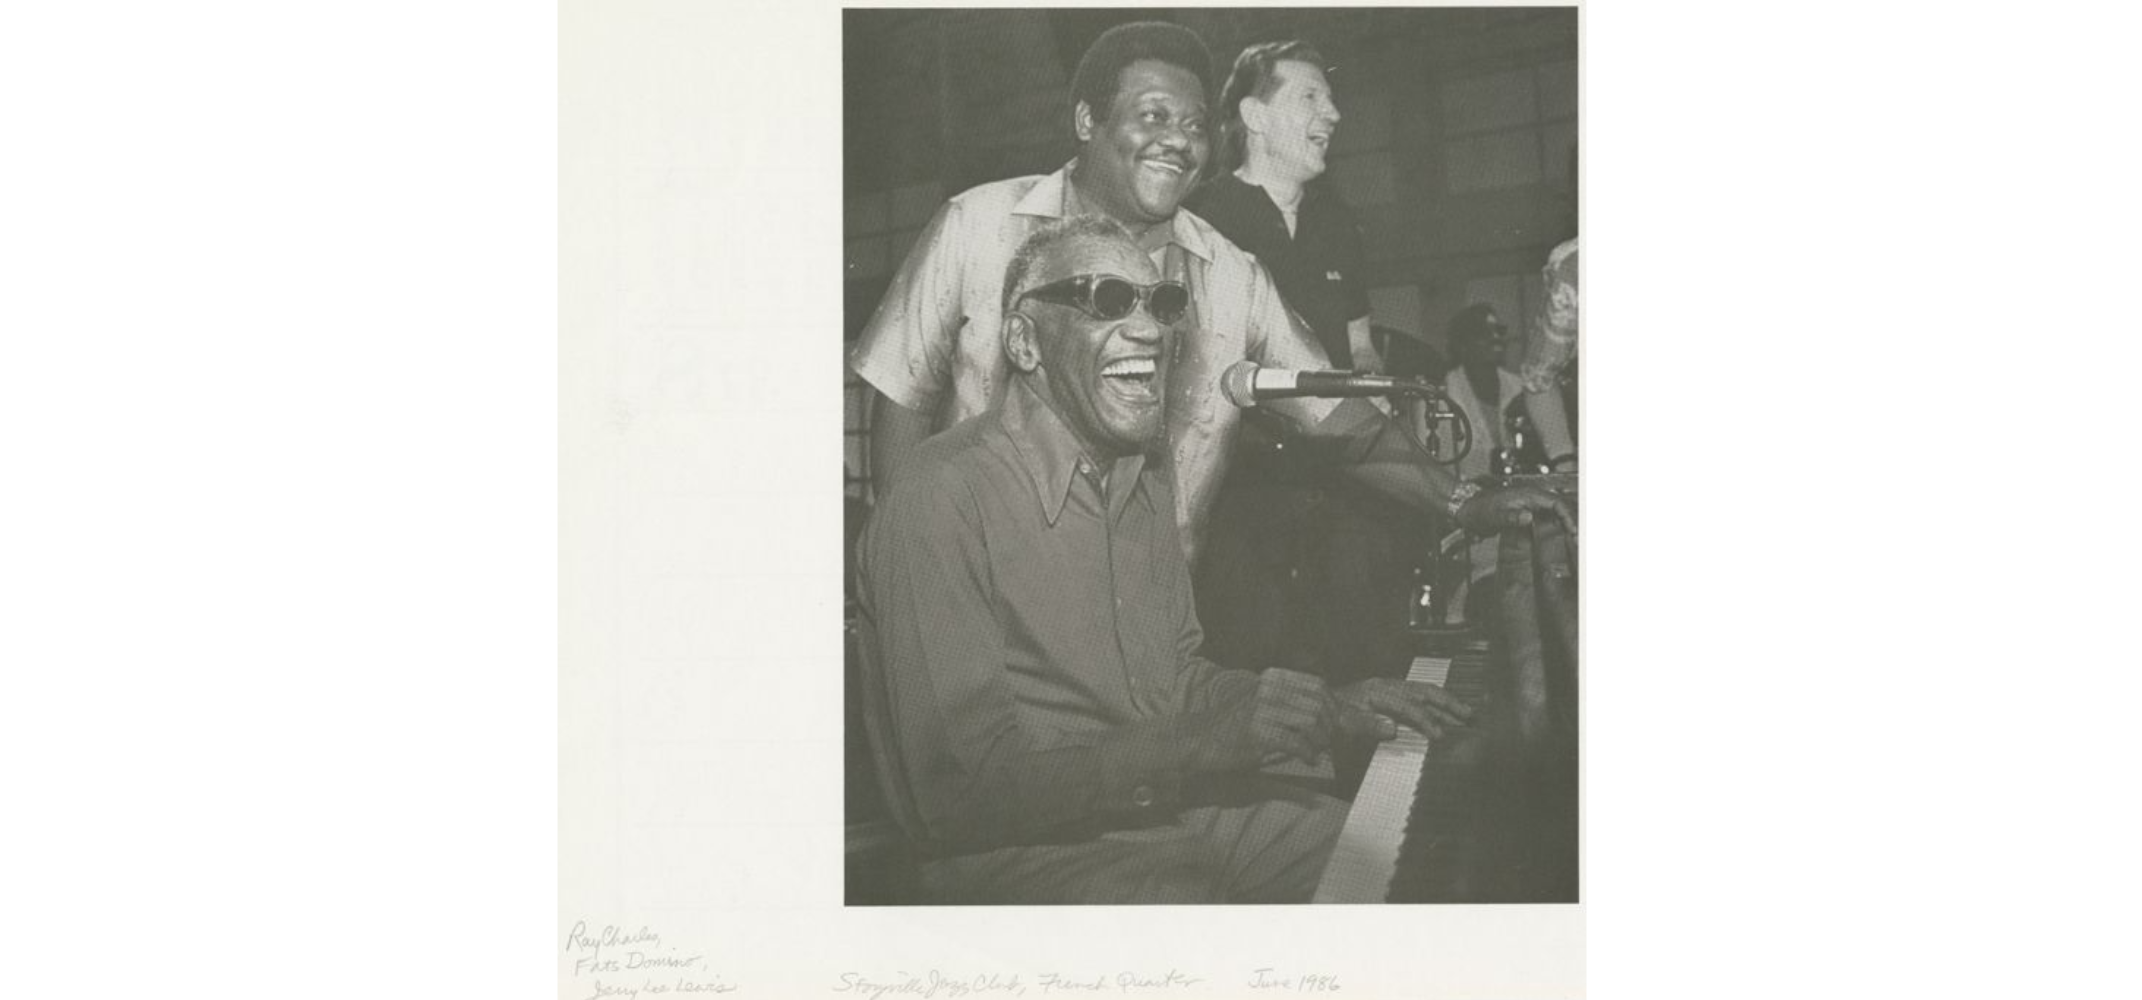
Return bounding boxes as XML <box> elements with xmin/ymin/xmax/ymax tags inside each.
<box><xmin>1240</xmin><ymin>256</ymin><xmax>1342</xmax><ymax>430</ymax></box>
<box><xmin>847</xmin><ymin>197</ymin><xmax>968</xmax><ymax>413</ymax></box>
<box><xmin>1151</xmin><ymin>470</ymin><xmax>1258</xmax><ymax>710</ymax></box>
<box><xmin>855</xmin><ymin>468</ymin><xmax>1189</xmax><ymax>853</ymax></box>
<box><xmin>1172</xmin><ymin>603</ymin><xmax>1257</xmax><ymax>713</ymax></box>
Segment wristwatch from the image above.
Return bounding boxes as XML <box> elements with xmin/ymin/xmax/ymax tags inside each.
<box><xmin>1445</xmin><ymin>481</ymin><xmax>1483</xmax><ymax>518</ymax></box>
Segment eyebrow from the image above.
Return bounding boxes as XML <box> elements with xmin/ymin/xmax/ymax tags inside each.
<box><xmin>1131</xmin><ymin>89</ymin><xmax>1204</xmax><ymax>108</ymax></box>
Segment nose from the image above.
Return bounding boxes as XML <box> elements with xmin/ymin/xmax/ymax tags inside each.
<box><xmin>1325</xmin><ymin>100</ymin><xmax>1343</xmax><ymax>125</ymax></box>
<box><xmin>1119</xmin><ymin>313</ymin><xmax>1167</xmax><ymax>345</ymax></box>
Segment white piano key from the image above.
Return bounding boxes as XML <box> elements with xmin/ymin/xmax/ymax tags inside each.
<box><xmin>1312</xmin><ymin>655</ymin><xmax>1452</xmax><ymax>903</ymax></box>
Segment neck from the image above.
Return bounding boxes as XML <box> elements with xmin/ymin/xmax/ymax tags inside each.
<box><xmin>1235</xmin><ymin>159</ymin><xmax>1305</xmax><ymax>213</ymax></box>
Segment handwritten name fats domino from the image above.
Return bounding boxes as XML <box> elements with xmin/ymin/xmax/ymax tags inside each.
<box><xmin>568</xmin><ymin>921</ymin><xmax>664</xmax><ymax>972</ymax></box>
<box><xmin>834</xmin><ymin>970</ymin><xmax>1028</xmax><ymax>999</ymax></box>
<box><xmin>567</xmin><ymin>920</ymin><xmax>736</xmax><ymax>998</ymax></box>
<box><xmin>1248</xmin><ymin>968</ymin><xmax>1340</xmax><ymax>993</ymax></box>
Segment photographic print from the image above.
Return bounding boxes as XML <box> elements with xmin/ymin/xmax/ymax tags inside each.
<box><xmin>563</xmin><ymin>3</ymin><xmax>1588</xmax><ymax>995</ymax></box>
<box><xmin>842</xmin><ymin>7</ymin><xmax>1579</xmax><ymax>908</ymax></box>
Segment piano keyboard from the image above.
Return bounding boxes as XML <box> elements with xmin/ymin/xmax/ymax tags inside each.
<box><xmin>1309</xmin><ymin>512</ymin><xmax>1578</xmax><ymax>904</ymax></box>
<box><xmin>1312</xmin><ymin>653</ymin><xmax>1454</xmax><ymax>904</ymax></box>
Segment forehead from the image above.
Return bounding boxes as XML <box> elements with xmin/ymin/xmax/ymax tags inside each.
<box><xmin>1270</xmin><ymin>59</ymin><xmax>1330</xmax><ymax>94</ymax></box>
<box><xmin>1110</xmin><ymin>58</ymin><xmax>1206</xmax><ymax>113</ymax></box>
<box><xmin>1037</xmin><ymin>234</ymin><xmax>1159</xmax><ymax>285</ymax></box>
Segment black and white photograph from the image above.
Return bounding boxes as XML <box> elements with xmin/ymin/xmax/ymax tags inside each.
<box><xmin>563</xmin><ymin>2</ymin><xmax>1586</xmax><ymax>992</ymax></box>
<box><xmin>842</xmin><ymin>7</ymin><xmax>1580</xmax><ymax>907</ymax></box>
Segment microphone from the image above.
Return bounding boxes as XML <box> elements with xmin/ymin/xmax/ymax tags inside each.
<box><xmin>1218</xmin><ymin>361</ymin><xmax>1436</xmax><ymax>407</ymax></box>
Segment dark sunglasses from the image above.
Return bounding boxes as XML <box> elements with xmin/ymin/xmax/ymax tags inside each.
<box><xmin>1017</xmin><ymin>274</ymin><xmax>1190</xmax><ymax>325</ymax></box>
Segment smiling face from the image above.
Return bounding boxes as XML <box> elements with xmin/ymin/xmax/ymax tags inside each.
<box><xmin>1246</xmin><ymin>59</ymin><xmax>1341</xmax><ymax>181</ymax></box>
<box><xmin>1071</xmin><ymin>59</ymin><xmax>1210</xmax><ymax>230</ymax></box>
<box><xmin>1007</xmin><ymin>234</ymin><xmax>1176</xmax><ymax>461</ymax></box>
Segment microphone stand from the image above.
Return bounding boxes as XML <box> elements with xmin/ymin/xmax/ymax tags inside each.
<box><xmin>1379</xmin><ymin>377</ymin><xmax>1469</xmax><ymax>466</ymax></box>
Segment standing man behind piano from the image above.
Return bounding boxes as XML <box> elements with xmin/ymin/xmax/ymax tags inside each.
<box><xmin>849</xmin><ymin>20</ymin><xmax>1569</xmax><ymax>572</ymax></box>
<box><xmin>855</xmin><ymin>217</ymin><xmax>1475</xmax><ymax>904</ymax></box>
<box><xmin>1186</xmin><ymin>39</ymin><xmax>1421</xmax><ymax>700</ymax></box>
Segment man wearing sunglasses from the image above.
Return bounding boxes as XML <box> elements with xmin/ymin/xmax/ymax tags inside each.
<box><xmin>855</xmin><ymin>217</ymin><xmax>1469</xmax><ymax>903</ymax></box>
<box><xmin>849</xmin><ymin>21</ymin><xmax>1570</xmax><ymax>572</ymax></box>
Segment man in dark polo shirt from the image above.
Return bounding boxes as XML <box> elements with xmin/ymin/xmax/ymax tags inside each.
<box><xmin>1188</xmin><ymin>41</ymin><xmax>1373</xmax><ymax>373</ymax></box>
<box><xmin>854</xmin><ymin>217</ymin><xmax>1473</xmax><ymax>904</ymax></box>
<box><xmin>1188</xmin><ymin>41</ymin><xmax>1424</xmax><ymax>713</ymax></box>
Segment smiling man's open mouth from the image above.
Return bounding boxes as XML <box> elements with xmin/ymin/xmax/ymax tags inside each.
<box><xmin>1101</xmin><ymin>357</ymin><xmax>1159</xmax><ymax>386</ymax></box>
<box><xmin>1100</xmin><ymin>356</ymin><xmax>1163</xmax><ymax>403</ymax></box>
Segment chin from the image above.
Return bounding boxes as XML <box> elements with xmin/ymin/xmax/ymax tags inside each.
<box><xmin>1133</xmin><ymin>184</ymin><xmax>1189</xmax><ymax>220</ymax></box>
<box><xmin>1132</xmin><ymin>198</ymin><xmax>1182</xmax><ymax>224</ymax></box>
<box><xmin>1104</xmin><ymin>420</ymin><xmax>1163</xmax><ymax>452</ymax></box>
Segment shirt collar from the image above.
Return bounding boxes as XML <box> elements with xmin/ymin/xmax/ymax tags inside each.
<box><xmin>1015</xmin><ymin>160</ymin><xmax>1213</xmax><ymax>264</ymax></box>
<box><xmin>998</xmin><ymin>377</ymin><xmax>1150</xmax><ymax>526</ymax></box>
<box><xmin>1229</xmin><ymin>170</ymin><xmax>1322</xmax><ymax>216</ymax></box>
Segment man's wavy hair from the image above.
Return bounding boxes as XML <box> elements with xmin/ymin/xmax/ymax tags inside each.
<box><xmin>1069</xmin><ymin>21</ymin><xmax>1215</xmax><ymax>129</ymax></box>
<box><xmin>1001</xmin><ymin>214</ymin><xmax>1140</xmax><ymax>317</ymax></box>
<box><xmin>1214</xmin><ymin>39</ymin><xmax>1331</xmax><ymax>176</ymax></box>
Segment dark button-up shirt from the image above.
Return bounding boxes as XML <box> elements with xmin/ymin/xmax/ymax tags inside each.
<box><xmin>855</xmin><ymin>378</ymin><xmax>1256</xmax><ymax>855</ymax></box>
<box><xmin>1186</xmin><ymin>173</ymin><xmax>1370</xmax><ymax>369</ymax></box>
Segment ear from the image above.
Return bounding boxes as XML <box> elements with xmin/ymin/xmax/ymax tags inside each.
<box><xmin>1004</xmin><ymin>310</ymin><xmax>1043</xmax><ymax>373</ymax></box>
<box><xmin>1073</xmin><ymin>100</ymin><xmax>1095</xmax><ymax>143</ymax></box>
<box><xmin>1237</xmin><ymin>94</ymin><xmax>1271</xmax><ymax>137</ymax></box>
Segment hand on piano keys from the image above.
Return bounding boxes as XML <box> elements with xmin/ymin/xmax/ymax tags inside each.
<box><xmin>1192</xmin><ymin>668</ymin><xmax>1345</xmax><ymax>770</ymax></box>
<box><xmin>1312</xmin><ymin>653</ymin><xmax>1465</xmax><ymax>904</ymax></box>
<box><xmin>1333</xmin><ymin>676</ymin><xmax>1478</xmax><ymax>742</ymax></box>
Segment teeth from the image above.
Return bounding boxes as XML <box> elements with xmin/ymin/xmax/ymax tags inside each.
<box><xmin>1102</xmin><ymin>358</ymin><xmax>1157</xmax><ymax>377</ymax></box>
<box><xmin>1142</xmin><ymin>160</ymin><xmax>1183</xmax><ymax>175</ymax></box>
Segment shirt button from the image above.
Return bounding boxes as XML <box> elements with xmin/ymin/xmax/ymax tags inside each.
<box><xmin>1131</xmin><ymin>785</ymin><xmax>1156</xmax><ymax>808</ymax></box>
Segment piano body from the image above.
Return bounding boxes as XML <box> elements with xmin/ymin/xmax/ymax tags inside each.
<box><xmin>1316</xmin><ymin>476</ymin><xmax>1579</xmax><ymax>903</ymax></box>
